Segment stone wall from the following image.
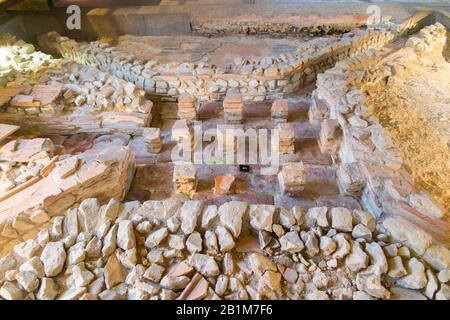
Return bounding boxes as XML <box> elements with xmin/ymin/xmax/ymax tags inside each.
<box><xmin>37</xmin><ymin>21</ymin><xmax>416</xmax><ymax>103</ymax></box>
<box><xmin>311</xmin><ymin>23</ymin><xmax>450</xmax><ymax>249</ymax></box>
<box><xmin>0</xmin><ymin>197</ymin><xmax>448</xmax><ymax>300</ymax></box>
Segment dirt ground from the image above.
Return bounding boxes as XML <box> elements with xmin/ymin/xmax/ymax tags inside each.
<box><xmin>368</xmin><ymin>52</ymin><xmax>450</xmax><ymax>216</ymax></box>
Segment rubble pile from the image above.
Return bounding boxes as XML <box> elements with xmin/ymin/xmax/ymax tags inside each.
<box><xmin>0</xmin><ymin>197</ymin><xmax>448</xmax><ymax>300</ymax></box>
<box><xmin>311</xmin><ymin>23</ymin><xmax>449</xmax><ymax>243</ymax></box>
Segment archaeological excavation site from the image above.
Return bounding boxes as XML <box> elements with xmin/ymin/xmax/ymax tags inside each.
<box><xmin>0</xmin><ymin>0</ymin><xmax>449</xmax><ymax>302</ymax></box>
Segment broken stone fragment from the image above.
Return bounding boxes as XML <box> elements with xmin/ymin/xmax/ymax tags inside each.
<box><xmin>435</xmin><ymin>284</ymin><xmax>450</xmax><ymax>300</ymax></box>
<box><xmin>352</xmin><ymin>224</ymin><xmax>372</xmax><ymax>241</ymax></box>
<box><xmin>424</xmin><ymin>269</ymin><xmax>439</xmax><ymax>299</ymax></box>
<box><xmin>201</xmin><ymin>205</ymin><xmax>218</xmax><ymax>230</ymax></box>
<box><xmin>248</xmin><ymin>253</ymin><xmax>277</xmax><ymax>276</ymax></box>
<box><xmin>102</xmin><ymin>224</ymin><xmax>118</xmax><ymax>257</ymax></box>
<box><xmin>19</xmin><ymin>256</ymin><xmax>45</xmax><ymax>278</ymax></box>
<box><xmin>306</xmin><ymin>206</ymin><xmax>329</xmax><ymax>228</ymax></box>
<box><xmin>0</xmin><ymin>281</ymin><xmax>24</xmax><ymax>300</ymax></box>
<box><xmin>58</xmin><ymin>287</ymin><xmax>87</xmax><ymax>300</ymax></box>
<box><xmin>387</xmin><ymin>256</ymin><xmax>407</xmax><ymax>278</ymax></box>
<box><xmin>143</xmin><ymin>263</ymin><xmax>165</xmax><ymax>282</ymax></box>
<box><xmin>169</xmin><ymin>261</ymin><xmax>193</xmax><ymax>277</ymax></box>
<box><xmin>319</xmin><ymin>236</ymin><xmax>336</xmax><ymax>256</ymax></box>
<box><xmin>356</xmin><ymin>269</ymin><xmax>390</xmax><ymax>299</ymax></box>
<box><xmin>70</xmin><ymin>265</ymin><xmax>95</xmax><ymax>287</ymax></box>
<box><xmin>397</xmin><ymin>257</ymin><xmax>427</xmax><ymax>290</ymax></box>
<box><xmin>16</xmin><ymin>270</ymin><xmax>39</xmax><ymax>292</ymax></box>
<box><xmin>37</xmin><ymin>278</ymin><xmax>58</xmax><ymax>300</ymax></box>
<box><xmin>178</xmin><ymin>273</ymin><xmax>209</xmax><ymax>300</ymax></box>
<box><xmin>215</xmin><ymin>226</ymin><xmax>235</xmax><ymax>252</ymax></box>
<box><xmin>304</xmin><ymin>231</ymin><xmax>319</xmax><ymax>257</ymax></box>
<box><xmin>365</xmin><ymin>242</ymin><xmax>388</xmax><ymax>275</ymax></box>
<box><xmin>345</xmin><ymin>241</ymin><xmax>369</xmax><ymax>272</ymax></box>
<box><xmin>180</xmin><ymin>200</ymin><xmax>202</xmax><ymax>235</ymax></box>
<box><xmin>67</xmin><ymin>242</ymin><xmax>86</xmax><ymax>265</ymax></box>
<box><xmin>77</xmin><ymin>198</ymin><xmax>101</xmax><ymax>233</ymax></box>
<box><xmin>215</xmin><ymin>275</ymin><xmax>229</xmax><ymax>296</ymax></box>
<box><xmin>13</xmin><ymin>239</ymin><xmax>40</xmax><ymax>259</ymax></box>
<box><xmin>422</xmin><ymin>244</ymin><xmax>450</xmax><ymax>272</ymax></box>
<box><xmin>382</xmin><ymin>217</ymin><xmax>432</xmax><ymax>256</ymax></box>
<box><xmin>186</xmin><ymin>232</ymin><xmax>203</xmax><ymax>253</ymax></box>
<box><xmin>160</xmin><ymin>275</ymin><xmax>190</xmax><ymax>291</ymax></box>
<box><xmin>259</xmin><ymin>271</ymin><xmax>281</xmax><ymax>299</ymax></box>
<box><xmin>214</xmin><ymin>175</ymin><xmax>235</xmax><ymax>195</ymax></box>
<box><xmin>389</xmin><ymin>286</ymin><xmax>427</xmax><ymax>300</ymax></box>
<box><xmin>330</xmin><ymin>207</ymin><xmax>353</xmax><ymax>232</ymax></box>
<box><xmin>40</xmin><ymin>241</ymin><xmax>66</xmax><ymax>277</ymax></box>
<box><xmin>332</xmin><ymin>233</ymin><xmax>351</xmax><ymax>259</ymax></box>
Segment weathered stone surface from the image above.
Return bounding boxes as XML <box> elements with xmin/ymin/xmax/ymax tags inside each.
<box><xmin>365</xmin><ymin>242</ymin><xmax>388</xmax><ymax>275</ymax></box>
<box><xmin>423</xmin><ymin>245</ymin><xmax>450</xmax><ymax>272</ymax></box>
<box><xmin>330</xmin><ymin>207</ymin><xmax>353</xmax><ymax>232</ymax></box>
<box><xmin>37</xmin><ymin>278</ymin><xmax>58</xmax><ymax>300</ymax></box>
<box><xmin>189</xmin><ymin>253</ymin><xmax>219</xmax><ymax>277</ymax></box>
<box><xmin>397</xmin><ymin>257</ymin><xmax>427</xmax><ymax>290</ymax></box>
<box><xmin>0</xmin><ymin>281</ymin><xmax>24</xmax><ymax>300</ymax></box>
<box><xmin>345</xmin><ymin>241</ymin><xmax>368</xmax><ymax>272</ymax></box>
<box><xmin>356</xmin><ymin>269</ymin><xmax>390</xmax><ymax>299</ymax></box>
<box><xmin>387</xmin><ymin>256</ymin><xmax>407</xmax><ymax>278</ymax></box>
<box><xmin>332</xmin><ymin>233</ymin><xmax>351</xmax><ymax>259</ymax></box>
<box><xmin>180</xmin><ymin>201</ymin><xmax>202</xmax><ymax>235</ymax></box>
<box><xmin>145</xmin><ymin>228</ymin><xmax>169</xmax><ymax>248</ymax></box>
<box><xmin>248</xmin><ymin>253</ymin><xmax>277</xmax><ymax>276</ymax></box>
<box><xmin>319</xmin><ymin>236</ymin><xmax>336</xmax><ymax>256</ymax></box>
<box><xmin>215</xmin><ymin>226</ymin><xmax>235</xmax><ymax>252</ymax></box>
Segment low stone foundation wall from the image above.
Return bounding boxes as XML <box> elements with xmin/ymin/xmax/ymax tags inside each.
<box><xmin>37</xmin><ymin>21</ymin><xmax>416</xmax><ymax>103</ymax></box>
<box><xmin>311</xmin><ymin>23</ymin><xmax>450</xmax><ymax>248</ymax></box>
